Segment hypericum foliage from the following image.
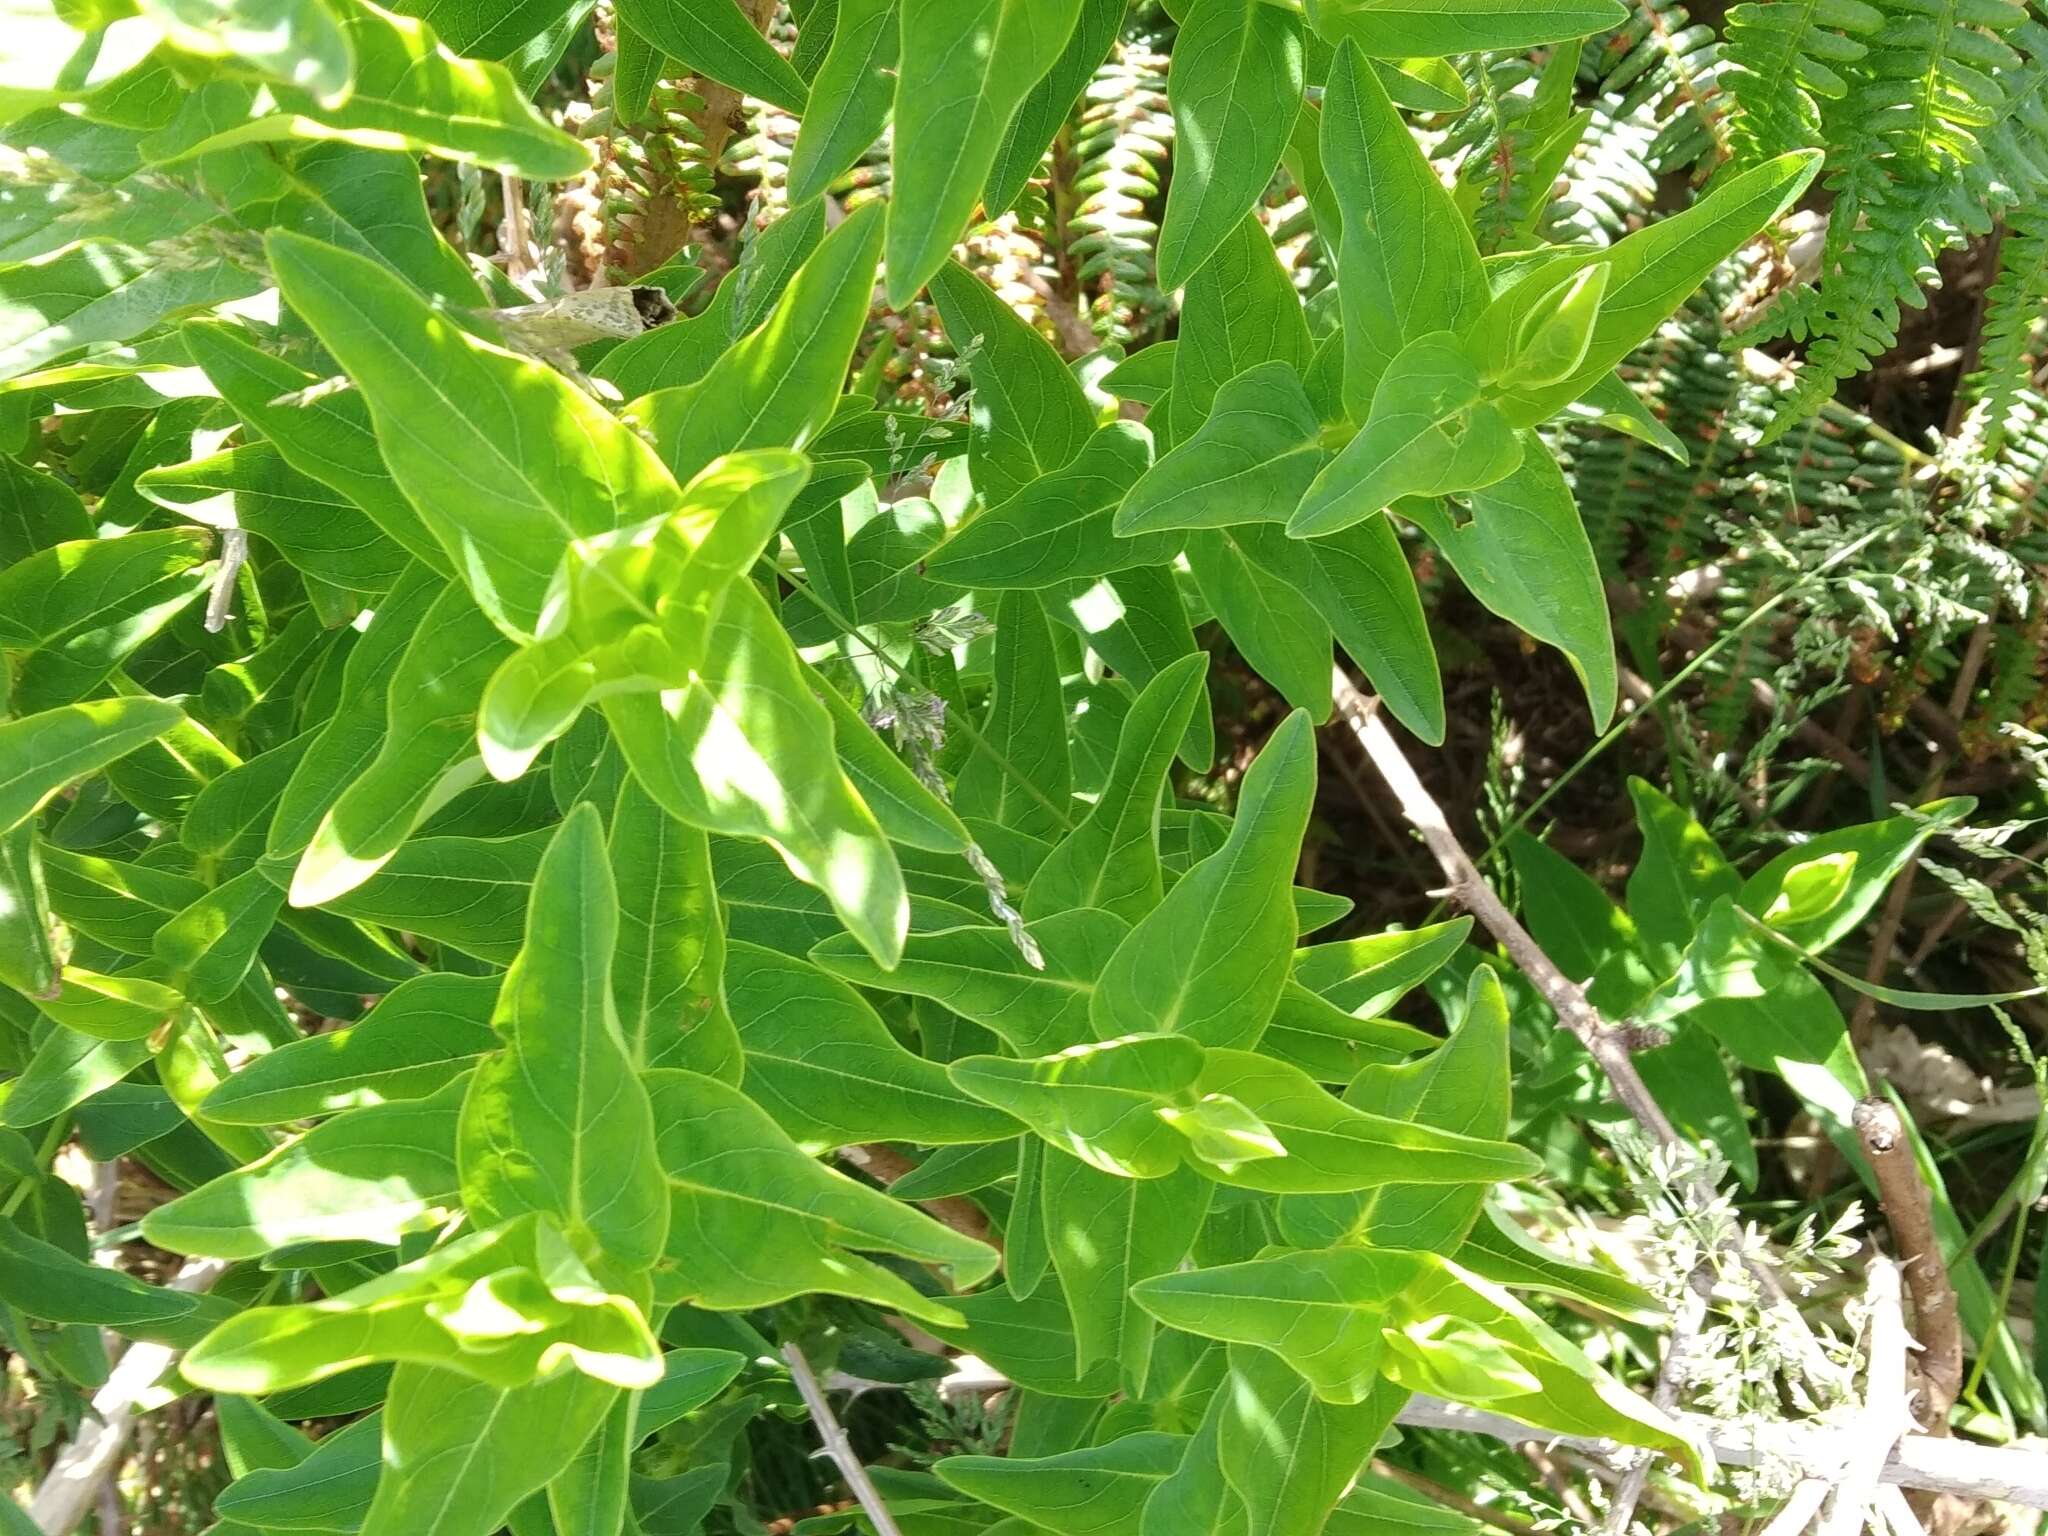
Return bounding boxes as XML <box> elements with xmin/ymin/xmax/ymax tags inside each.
<box><xmin>6</xmin><ymin>1</ymin><xmax>2040</xmax><ymax>1532</ymax></box>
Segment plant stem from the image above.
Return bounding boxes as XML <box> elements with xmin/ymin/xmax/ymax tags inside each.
<box><xmin>782</xmin><ymin>1341</ymin><xmax>905</xmax><ymax>1536</ymax></box>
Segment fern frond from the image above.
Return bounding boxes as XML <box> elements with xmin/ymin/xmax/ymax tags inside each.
<box><xmin>1590</xmin><ymin>0</ymin><xmax>1732</xmax><ymax>174</ymax></box>
<box><xmin>1064</xmin><ymin>43</ymin><xmax>1172</xmax><ymax>343</ymax></box>
<box><xmin>1760</xmin><ymin>0</ymin><xmax>2027</xmax><ymax>436</ymax></box>
<box><xmin>1721</xmin><ymin>0</ymin><xmax>1881</xmax><ymax>165</ymax></box>
<box><xmin>1968</xmin><ymin>211</ymin><xmax>2048</xmax><ymax>450</ymax></box>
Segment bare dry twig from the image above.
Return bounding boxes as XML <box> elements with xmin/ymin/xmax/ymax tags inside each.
<box><xmin>1818</xmin><ymin>1257</ymin><xmax>1909</xmax><ymax>1536</ymax></box>
<box><xmin>1854</xmin><ymin>1098</ymin><xmax>1965</xmax><ymax>1433</ymax></box>
<box><xmin>783</xmin><ymin>1341</ymin><xmax>906</xmax><ymax>1536</ymax></box>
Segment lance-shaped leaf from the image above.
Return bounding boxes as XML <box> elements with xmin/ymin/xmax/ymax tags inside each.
<box><xmin>293</xmin><ymin>585</ymin><xmax>512</xmax><ymax>906</ymax></box>
<box><xmin>938</xmin><ymin>1432</ymin><xmax>1187</xmax><ymax>1536</ymax></box>
<box><xmin>0</xmin><ymin>696</ymin><xmax>183</xmax><ymax>835</ymax></box>
<box><xmin>1322</xmin><ymin>42</ymin><xmax>1486</xmax><ymax>414</ymax></box>
<box><xmin>152</xmin><ymin>866</ymin><xmax>287</xmax><ymax>1003</ymax></box>
<box><xmin>0</xmin><ymin>240</ymin><xmax>262</xmax><ymax>387</ymax></box>
<box><xmin>144</xmin><ymin>1078</ymin><xmax>467</xmax><ymax>1257</ymax></box>
<box><xmin>608</xmin><ymin>778</ymin><xmax>740</xmax><ymax>1081</ymax></box>
<box><xmin>810</xmin><ymin>909</ymin><xmax>1126</xmax><ymax>1057</ymax></box>
<box><xmin>1304</xmin><ymin>0</ymin><xmax>1627</xmax><ymax>56</ymax></box>
<box><xmin>1050</xmin><ymin>564</ymin><xmax>1214</xmax><ymax>770</ymax></box>
<box><xmin>0</xmin><ymin>822</ymin><xmax>57</xmax><ymax>1001</ymax></box>
<box><xmin>360</xmin><ymin>1364</ymin><xmax>618</xmax><ymax>1536</ymax></box>
<box><xmin>1185</xmin><ymin>1050</ymin><xmax>1537</xmax><ymax>1193</ymax></box>
<box><xmin>955</xmin><ymin>590</ymin><xmax>1074</xmax><ymax>843</ymax></box>
<box><xmin>1142</xmin><ymin>1387</ymin><xmax>1247</xmax><ymax>1536</ymax></box>
<box><xmin>1156</xmin><ymin>0</ymin><xmax>1306</xmax><ymax>289</ymax></box>
<box><xmin>929</xmin><ymin>421</ymin><xmax>1174</xmax><ymax>589</ymax></box>
<box><xmin>1115</xmin><ymin>362</ymin><xmax>1325</xmax><ymax>535</ymax></box>
<box><xmin>604</xmin><ymin>580</ymin><xmax>907</xmax><ymax>967</ymax></box>
<box><xmin>1294</xmin><ymin>918</ymin><xmax>1472</xmax><ymax>1015</ymax></box>
<box><xmin>459</xmin><ymin>805</ymin><xmax>668</xmax><ymax>1275</ymax></box>
<box><xmin>1184</xmin><ymin>529</ymin><xmax>1333</xmax><ymax>715</ymax></box>
<box><xmin>1404</xmin><ymin>447</ymin><xmax>1615</xmax><ymax>727</ymax></box>
<box><xmin>1278</xmin><ymin>965</ymin><xmax>1512</xmax><ymax>1247</ymax></box>
<box><xmin>643</xmin><ymin>1069</ymin><xmax>998</xmax><ymax>1326</ymax></box>
<box><xmin>136</xmin><ymin>441</ymin><xmax>410</xmax><ymax>595</ymax></box>
<box><xmin>1091</xmin><ymin>711</ymin><xmax>1315</xmax><ymax>1047</ymax></box>
<box><xmin>1453</xmin><ymin>1204</ymin><xmax>1660</xmax><ymax>1322</ymax></box>
<box><xmin>1218</xmin><ymin>1347</ymin><xmax>1404</xmax><ymax>1536</ymax></box>
<box><xmin>627</xmin><ymin>204</ymin><xmax>884</xmax><ymax>485</ymax></box>
<box><xmin>267</xmin><ymin>230</ymin><xmax>680</xmax><ymax>639</ymax></box>
<box><xmin>786</xmin><ymin>0</ymin><xmax>896</xmax><ymax>205</ymax></box>
<box><xmin>928</xmin><ymin>260</ymin><xmax>1096</xmax><ymax>503</ymax></box>
<box><xmin>1476</xmin><ymin>150</ymin><xmax>1822</xmax><ymax>425</ymax></box>
<box><xmin>949</xmin><ymin>1034</ymin><xmax>1207</xmax><ymax>1178</ymax></box>
<box><xmin>154</xmin><ymin>1</ymin><xmax>591</xmax><ymax>178</ymax></box>
<box><xmin>1291</xmin><ymin>334</ymin><xmax>1523</xmax><ymax>537</ymax></box>
<box><xmin>203</xmin><ymin>973</ymin><xmax>499</xmax><ymax>1124</ymax></box>
<box><xmin>1172</xmin><ymin>215</ymin><xmax>1315</xmax><ymax>432</ymax></box>
<box><xmin>0</xmin><ymin>1213</ymin><xmax>221</xmax><ymax>1346</ymax></box>
<box><xmin>1026</xmin><ymin>653</ymin><xmax>1210</xmax><ymax>922</ymax></box>
<box><xmin>886</xmin><ymin>0</ymin><xmax>1084</xmax><ymax>305</ymax></box>
<box><xmin>615</xmin><ymin>0</ymin><xmax>810</xmax><ymax>112</ymax></box>
<box><xmin>214</xmin><ymin>1411</ymin><xmax>382</xmax><ymax>1533</ymax></box>
<box><xmin>1298</xmin><ymin>516</ymin><xmax>1444</xmax><ymax>745</ymax></box>
<box><xmin>138</xmin><ymin>0</ymin><xmax>357</xmax><ymax>107</ymax></box>
<box><xmin>726</xmin><ymin>941</ymin><xmax>1016</xmax><ymax>1150</ymax></box>
<box><xmin>984</xmin><ymin>0</ymin><xmax>1125</xmax><ymax>215</ymax></box>
<box><xmin>1625</xmin><ymin>776</ymin><xmax>1739</xmax><ymax>953</ymax></box>
<box><xmin>0</xmin><ymin>529</ymin><xmax>211</xmax><ymax>709</ymax></box>
<box><xmin>1258</xmin><ymin>981</ymin><xmax>1437</xmax><ymax>1082</ymax></box>
<box><xmin>181</xmin><ymin>318</ymin><xmax>444</xmax><ymax>571</ymax></box>
<box><xmin>320</xmin><ymin>830</ymin><xmax>549</xmax><ymax>966</ymax></box>
<box><xmin>183</xmin><ymin>1215</ymin><xmax>662</xmax><ymax>1395</ymax></box>
<box><xmin>35</xmin><ymin>968</ymin><xmax>184</xmax><ymax>1041</ymax></box>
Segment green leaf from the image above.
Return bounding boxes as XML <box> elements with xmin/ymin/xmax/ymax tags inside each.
<box><xmin>1291</xmin><ymin>334</ymin><xmax>1523</xmax><ymax>536</ymax></box>
<box><xmin>1092</xmin><ymin>712</ymin><xmax>1315</xmax><ymax>1046</ymax></box>
<box><xmin>0</xmin><ymin>823</ymin><xmax>58</xmax><ymax>1000</ymax></box>
<box><xmin>1156</xmin><ymin>0</ymin><xmax>1306</xmax><ymax>290</ymax></box>
<box><xmin>1115</xmin><ymin>362</ymin><xmax>1325</xmax><ymax>534</ymax></box>
<box><xmin>615</xmin><ymin>0</ymin><xmax>811</xmax><ymax>112</ymax></box>
<box><xmin>1298</xmin><ymin>517</ymin><xmax>1444</xmax><ymax>745</ymax></box>
<box><xmin>1050</xmin><ymin>565</ymin><xmax>1215</xmax><ymax>770</ymax></box>
<box><xmin>203</xmin><ymin>973</ymin><xmax>499</xmax><ymax>1124</ymax></box>
<box><xmin>627</xmin><ymin>203</ymin><xmax>885</xmax><ymax>486</ymax></box>
<box><xmin>1477</xmin><ymin>151</ymin><xmax>1823</xmax><ymax>424</ymax></box>
<box><xmin>267</xmin><ymin>229</ymin><xmax>681</xmax><ymax>639</ymax></box>
<box><xmin>459</xmin><ymin>805</ymin><xmax>669</xmax><ymax>1274</ymax></box>
<box><xmin>1736</xmin><ymin>798</ymin><xmax>1968</xmax><ymax>953</ymax></box>
<box><xmin>931</xmin><ymin>421</ymin><xmax>1174</xmax><ymax>588</ymax></box>
<box><xmin>938</xmin><ymin>1431</ymin><xmax>1186</xmax><ymax>1534</ymax></box>
<box><xmin>1140</xmin><ymin>1388</ymin><xmax>1247</xmax><ymax>1536</ymax></box>
<box><xmin>1217</xmin><ymin>1348</ymin><xmax>1403</xmax><ymax>1536</ymax></box>
<box><xmin>1048</xmin><ymin>1155</ymin><xmax>1204</xmax><ymax>1392</ymax></box>
<box><xmin>1173</xmin><ymin>216</ymin><xmax>1315</xmax><ymax>433</ymax></box>
<box><xmin>886</xmin><ymin>0</ymin><xmax>1084</xmax><ymax>306</ymax></box>
<box><xmin>181</xmin><ymin>318</ymin><xmax>446</xmax><ymax>573</ymax></box>
<box><xmin>140</xmin><ymin>0</ymin><xmax>352</xmax><ymax>105</ymax></box>
<box><xmin>153</xmin><ymin>866</ymin><xmax>287</xmax><ymax>1003</ymax></box>
<box><xmin>0</xmin><ymin>696</ymin><xmax>184</xmax><ymax>835</ymax></box>
<box><xmin>1</xmin><ymin>1030</ymin><xmax>153</xmax><ymax>1129</ymax></box>
<box><xmin>608</xmin><ymin>778</ymin><xmax>742</xmax><ymax>1081</ymax></box>
<box><xmin>1404</xmin><ymin>449</ymin><xmax>1616</xmax><ymax>728</ymax></box>
<box><xmin>984</xmin><ymin>0</ymin><xmax>1125</xmax><ymax>216</ymax></box>
<box><xmin>604</xmin><ymin>580</ymin><xmax>907</xmax><ymax>967</ymax></box>
<box><xmin>956</xmin><ymin>591</ymin><xmax>1074</xmax><ymax>843</ymax></box>
<box><xmin>810</xmin><ymin>668</ymin><xmax>972</xmax><ymax>854</ymax></box>
<box><xmin>928</xmin><ymin>259</ymin><xmax>1096</xmax><ymax>503</ymax></box>
<box><xmin>359</xmin><ymin>1365</ymin><xmax>618</xmax><ymax>1536</ymax></box>
<box><xmin>183</xmin><ymin>1215</ymin><xmax>661</xmax><ymax>1395</ymax></box>
<box><xmin>643</xmin><ymin>1068</ymin><xmax>998</xmax><ymax>1325</ymax></box>
<box><xmin>0</xmin><ymin>528</ymin><xmax>212</xmax><ymax>708</ymax></box>
<box><xmin>1185</xmin><ymin>527</ymin><xmax>1334</xmax><ymax>715</ymax></box>
<box><xmin>1027</xmin><ymin>653</ymin><xmax>1209</xmax><ymax>923</ymax></box>
<box><xmin>0</xmin><ymin>240</ymin><xmax>261</xmax><ymax>386</ymax></box>
<box><xmin>319</xmin><ymin>830</ymin><xmax>547</xmax><ymax>966</ymax></box>
<box><xmin>136</xmin><ymin>442</ymin><xmax>409</xmax><ymax>593</ymax></box>
<box><xmin>145</xmin><ymin>1079</ymin><xmax>466</xmax><ymax>1257</ymax></box>
<box><xmin>154</xmin><ymin>1</ymin><xmax>591</xmax><ymax>177</ymax></box>
<box><xmin>726</xmin><ymin>941</ymin><xmax>1016</xmax><ymax>1150</ymax></box>
<box><xmin>812</xmin><ymin>909</ymin><xmax>1124</xmax><ymax>1056</ymax></box>
<box><xmin>1279</xmin><ymin>964</ymin><xmax>1512</xmax><ymax>1248</ymax></box>
<box><xmin>0</xmin><ymin>1212</ymin><xmax>217</xmax><ymax>1344</ymax></box>
<box><xmin>1453</xmin><ymin>1204</ymin><xmax>1660</xmax><ymax>1322</ymax></box>
<box><xmin>1305</xmin><ymin>0</ymin><xmax>1628</xmax><ymax>56</ymax></box>
<box><xmin>1322</xmin><ymin>42</ymin><xmax>1485</xmax><ymax>414</ymax></box>
<box><xmin>1624</xmin><ymin>776</ymin><xmax>1740</xmax><ymax>954</ymax></box>
<box><xmin>787</xmin><ymin>0</ymin><xmax>896</xmax><ymax>205</ymax></box>
<box><xmin>950</xmin><ymin>1034</ymin><xmax>1206</xmax><ymax>1178</ymax></box>
<box><xmin>215</xmin><ymin>1412</ymin><xmax>381</xmax><ymax>1532</ymax></box>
